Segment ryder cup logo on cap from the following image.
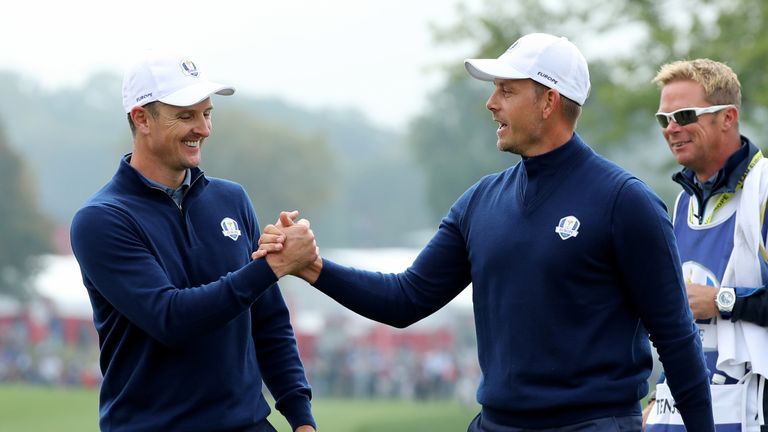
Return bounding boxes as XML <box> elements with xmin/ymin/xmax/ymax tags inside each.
<box><xmin>180</xmin><ymin>59</ymin><xmax>199</xmax><ymax>77</ymax></box>
<box><xmin>464</xmin><ymin>33</ymin><xmax>591</xmax><ymax>105</ymax></box>
<box><xmin>122</xmin><ymin>50</ymin><xmax>235</xmax><ymax>113</ymax></box>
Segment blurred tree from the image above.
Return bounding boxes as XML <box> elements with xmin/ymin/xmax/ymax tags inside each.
<box><xmin>318</xmin><ymin>145</ymin><xmax>430</xmax><ymax>247</ymax></box>
<box><xmin>0</xmin><ymin>72</ymin><xmax>127</xmax><ymax>225</ymax></box>
<box><xmin>202</xmin><ymin>108</ymin><xmax>337</xmax><ymax>229</ymax></box>
<box><xmin>221</xmin><ymin>98</ymin><xmax>432</xmax><ymax>247</ymax></box>
<box><xmin>408</xmin><ymin>78</ymin><xmax>513</xmax><ymax>220</ymax></box>
<box><xmin>410</xmin><ymin>0</ymin><xmax>768</xmax><ymax>219</ymax></box>
<box><xmin>0</xmin><ymin>123</ymin><xmax>51</xmax><ymax>299</ymax></box>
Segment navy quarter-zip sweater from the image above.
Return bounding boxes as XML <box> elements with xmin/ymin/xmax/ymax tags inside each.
<box><xmin>314</xmin><ymin>134</ymin><xmax>714</xmax><ymax>429</ymax></box>
<box><xmin>70</xmin><ymin>156</ymin><xmax>314</xmax><ymax>432</ymax></box>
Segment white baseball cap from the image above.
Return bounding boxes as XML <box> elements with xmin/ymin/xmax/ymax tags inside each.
<box><xmin>464</xmin><ymin>33</ymin><xmax>590</xmax><ymax>106</ymax></box>
<box><xmin>122</xmin><ymin>50</ymin><xmax>235</xmax><ymax>113</ymax></box>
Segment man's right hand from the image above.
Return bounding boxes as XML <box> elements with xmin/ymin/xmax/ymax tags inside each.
<box><xmin>252</xmin><ymin>211</ymin><xmax>296</xmax><ymax>259</ymax></box>
<box><xmin>254</xmin><ymin>211</ymin><xmax>323</xmax><ymax>282</ymax></box>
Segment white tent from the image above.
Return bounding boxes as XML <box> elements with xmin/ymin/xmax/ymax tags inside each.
<box><xmin>32</xmin><ymin>255</ymin><xmax>92</xmax><ymax>319</ymax></box>
<box><xmin>0</xmin><ymin>294</ymin><xmax>21</xmax><ymax>318</ymax></box>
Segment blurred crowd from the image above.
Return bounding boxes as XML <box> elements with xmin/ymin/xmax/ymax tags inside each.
<box><xmin>308</xmin><ymin>343</ymin><xmax>479</xmax><ymax>404</ymax></box>
<box><xmin>0</xmin><ymin>315</ymin><xmax>100</xmax><ymax>388</ymax></box>
<box><xmin>0</xmin><ymin>302</ymin><xmax>480</xmax><ymax>405</ymax></box>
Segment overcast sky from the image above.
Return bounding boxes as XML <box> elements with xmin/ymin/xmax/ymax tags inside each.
<box><xmin>0</xmin><ymin>0</ymin><xmax>482</xmax><ymax>130</ymax></box>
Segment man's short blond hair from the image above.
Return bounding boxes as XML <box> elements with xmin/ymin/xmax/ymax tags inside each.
<box><xmin>652</xmin><ymin>59</ymin><xmax>741</xmax><ymax>108</ymax></box>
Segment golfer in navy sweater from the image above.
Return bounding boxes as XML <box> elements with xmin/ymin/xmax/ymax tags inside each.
<box><xmin>70</xmin><ymin>50</ymin><xmax>317</xmax><ymax>432</ymax></box>
<box><xmin>259</xmin><ymin>33</ymin><xmax>715</xmax><ymax>431</ymax></box>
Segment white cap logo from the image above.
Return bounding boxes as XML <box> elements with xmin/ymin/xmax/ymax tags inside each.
<box><xmin>180</xmin><ymin>59</ymin><xmax>199</xmax><ymax>77</ymax></box>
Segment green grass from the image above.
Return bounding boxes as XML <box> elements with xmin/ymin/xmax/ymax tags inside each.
<box><xmin>0</xmin><ymin>384</ymin><xmax>100</xmax><ymax>432</ymax></box>
<box><xmin>0</xmin><ymin>384</ymin><xmax>478</xmax><ymax>432</ymax></box>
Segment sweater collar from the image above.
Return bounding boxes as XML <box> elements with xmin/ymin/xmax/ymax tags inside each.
<box><xmin>114</xmin><ymin>153</ymin><xmax>207</xmax><ymax>195</ymax></box>
<box><xmin>521</xmin><ymin>133</ymin><xmax>591</xmax><ymax>178</ymax></box>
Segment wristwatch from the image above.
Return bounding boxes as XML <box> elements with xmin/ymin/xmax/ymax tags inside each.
<box><xmin>715</xmin><ymin>287</ymin><xmax>736</xmax><ymax>319</ymax></box>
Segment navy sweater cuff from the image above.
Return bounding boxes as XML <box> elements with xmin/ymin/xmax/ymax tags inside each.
<box><xmin>314</xmin><ymin>257</ymin><xmax>334</xmax><ymax>278</ymax></box>
<box><xmin>282</xmin><ymin>397</ymin><xmax>315</xmax><ymax>431</ymax></box>
<box><xmin>675</xmin><ymin>381</ymin><xmax>715</xmax><ymax>431</ymax></box>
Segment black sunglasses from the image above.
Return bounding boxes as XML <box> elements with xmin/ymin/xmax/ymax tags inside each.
<box><xmin>655</xmin><ymin>104</ymin><xmax>734</xmax><ymax>128</ymax></box>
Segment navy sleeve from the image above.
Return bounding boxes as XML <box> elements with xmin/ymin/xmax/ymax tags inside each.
<box><xmin>312</xmin><ymin>194</ymin><xmax>473</xmax><ymax>328</ymax></box>
<box><xmin>70</xmin><ymin>204</ymin><xmax>278</xmax><ymax>347</ymax></box>
<box><xmin>251</xmin><ymin>285</ymin><xmax>315</xmax><ymax>430</ymax></box>
<box><xmin>611</xmin><ymin>179</ymin><xmax>714</xmax><ymax>431</ymax></box>
<box><xmin>733</xmin><ymin>290</ymin><xmax>768</xmax><ymax>325</ymax></box>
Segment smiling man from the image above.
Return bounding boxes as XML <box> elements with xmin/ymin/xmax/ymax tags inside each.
<box><xmin>70</xmin><ymin>50</ymin><xmax>318</xmax><ymax>432</ymax></box>
<box><xmin>256</xmin><ymin>33</ymin><xmax>714</xmax><ymax>431</ymax></box>
<box><xmin>644</xmin><ymin>59</ymin><xmax>768</xmax><ymax>431</ymax></box>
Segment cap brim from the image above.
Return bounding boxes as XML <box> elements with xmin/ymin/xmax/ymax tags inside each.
<box><xmin>159</xmin><ymin>81</ymin><xmax>235</xmax><ymax>107</ymax></box>
<box><xmin>464</xmin><ymin>59</ymin><xmax>528</xmax><ymax>82</ymax></box>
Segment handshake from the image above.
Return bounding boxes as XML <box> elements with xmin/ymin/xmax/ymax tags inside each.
<box><xmin>251</xmin><ymin>210</ymin><xmax>322</xmax><ymax>283</ymax></box>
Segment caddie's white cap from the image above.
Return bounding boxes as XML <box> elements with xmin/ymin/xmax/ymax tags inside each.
<box><xmin>122</xmin><ymin>50</ymin><xmax>235</xmax><ymax>113</ymax></box>
<box><xmin>464</xmin><ymin>33</ymin><xmax>590</xmax><ymax>106</ymax></box>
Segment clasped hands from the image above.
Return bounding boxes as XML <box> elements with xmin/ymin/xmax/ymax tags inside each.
<box><xmin>251</xmin><ymin>211</ymin><xmax>323</xmax><ymax>283</ymax></box>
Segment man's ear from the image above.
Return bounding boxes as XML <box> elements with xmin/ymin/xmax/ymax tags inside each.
<box><xmin>541</xmin><ymin>89</ymin><xmax>560</xmax><ymax>120</ymax></box>
<box><xmin>131</xmin><ymin>106</ymin><xmax>151</xmax><ymax>134</ymax></box>
<box><xmin>721</xmin><ymin>105</ymin><xmax>739</xmax><ymax>132</ymax></box>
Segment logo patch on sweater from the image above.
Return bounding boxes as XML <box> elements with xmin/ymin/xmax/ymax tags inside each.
<box><xmin>220</xmin><ymin>217</ymin><xmax>241</xmax><ymax>241</ymax></box>
<box><xmin>555</xmin><ymin>215</ymin><xmax>580</xmax><ymax>240</ymax></box>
